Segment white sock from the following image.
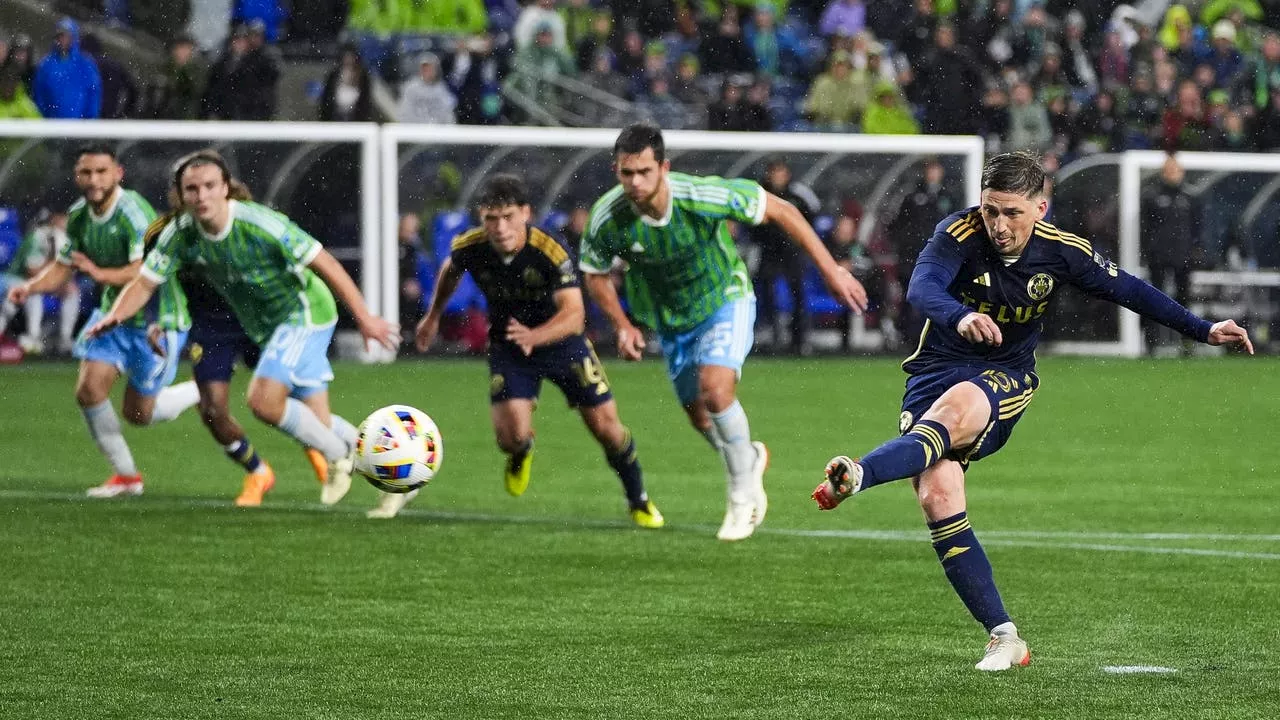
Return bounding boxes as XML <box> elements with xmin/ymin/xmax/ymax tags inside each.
<box><xmin>58</xmin><ymin>287</ymin><xmax>79</xmax><ymax>344</ymax></box>
<box><xmin>710</xmin><ymin>400</ymin><xmax>757</xmax><ymax>503</ymax></box>
<box><xmin>148</xmin><ymin>380</ymin><xmax>199</xmax><ymax>424</ymax></box>
<box><xmin>82</xmin><ymin>400</ymin><xmax>138</xmax><ymax>477</ymax></box>
<box><xmin>0</xmin><ymin>301</ymin><xmax>16</xmax><ymax>336</ymax></box>
<box><xmin>279</xmin><ymin>398</ymin><xmax>347</xmax><ymax>461</ymax></box>
<box><xmin>990</xmin><ymin>621</ymin><xmax>1018</xmax><ymax>638</ymax></box>
<box><xmin>700</xmin><ymin>426</ymin><xmax>723</xmax><ymax>451</ymax></box>
<box><xmin>23</xmin><ymin>294</ymin><xmax>42</xmax><ymax>338</ymax></box>
<box><xmin>330</xmin><ymin>414</ymin><xmax>358</xmax><ymax>453</ymax></box>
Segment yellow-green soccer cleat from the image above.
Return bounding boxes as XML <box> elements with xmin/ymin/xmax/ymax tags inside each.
<box><xmin>504</xmin><ymin>448</ymin><xmax>533</xmax><ymax>497</ymax></box>
<box><xmin>630</xmin><ymin>500</ymin><xmax>665</xmax><ymax>529</ymax></box>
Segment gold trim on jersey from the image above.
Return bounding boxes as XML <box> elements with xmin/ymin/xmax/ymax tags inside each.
<box><xmin>901</xmin><ymin>319</ymin><xmax>932</xmax><ymax>369</ymax></box>
<box><xmin>527</xmin><ymin>228</ymin><xmax>569</xmax><ymax>265</ymax></box>
<box><xmin>143</xmin><ymin>211</ymin><xmax>177</xmax><ymax>250</ymax></box>
<box><xmin>450</xmin><ymin>227</ymin><xmax>487</xmax><ymax>252</ymax></box>
<box><xmin>945</xmin><ymin>211</ymin><xmax>983</xmax><ymax>242</ymax></box>
<box><xmin>1034</xmin><ymin>222</ymin><xmax>1092</xmax><ymax>256</ymax></box>
<box><xmin>997</xmin><ymin>388</ymin><xmax>1036</xmax><ymax>419</ymax></box>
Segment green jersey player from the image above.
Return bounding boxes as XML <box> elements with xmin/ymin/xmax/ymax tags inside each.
<box><xmin>6</xmin><ymin>144</ymin><xmax>198</xmax><ymax>498</ymax></box>
<box><xmin>87</xmin><ymin>150</ymin><xmax>399</xmax><ymax>509</ymax></box>
<box><xmin>580</xmin><ymin>123</ymin><xmax>868</xmax><ymax>541</ymax></box>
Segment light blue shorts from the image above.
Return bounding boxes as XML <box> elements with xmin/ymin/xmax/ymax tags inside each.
<box><xmin>659</xmin><ymin>296</ymin><xmax>756</xmax><ymax>405</ymax></box>
<box><xmin>75</xmin><ymin>309</ymin><xmax>188</xmax><ymax>397</ymax></box>
<box><xmin>254</xmin><ymin>322</ymin><xmax>336</xmax><ymax>399</ymax></box>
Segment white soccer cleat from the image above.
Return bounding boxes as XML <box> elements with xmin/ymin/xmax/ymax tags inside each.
<box><xmin>366</xmin><ymin>488</ymin><xmax>419</xmax><ymax>519</ymax></box>
<box><xmin>750</xmin><ymin>441</ymin><xmax>769</xmax><ymax>527</ymax></box>
<box><xmin>716</xmin><ymin>500</ymin><xmax>757</xmax><ymax>541</ymax></box>
<box><xmin>975</xmin><ymin>632</ymin><xmax>1031</xmax><ymax>671</ymax></box>
<box><xmin>320</xmin><ymin>452</ymin><xmax>354</xmax><ymax>506</ymax></box>
<box><xmin>85</xmin><ymin>474</ymin><xmax>143</xmax><ymax>498</ymax></box>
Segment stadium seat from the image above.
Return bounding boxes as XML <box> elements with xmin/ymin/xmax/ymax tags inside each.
<box><xmin>429</xmin><ymin>210</ymin><xmax>486</xmax><ymax>313</ymax></box>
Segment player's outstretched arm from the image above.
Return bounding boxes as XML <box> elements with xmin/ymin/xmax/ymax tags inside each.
<box><xmin>1207</xmin><ymin>319</ymin><xmax>1254</xmax><ymax>354</ymax></box>
<box><xmin>308</xmin><ymin>248</ymin><xmax>399</xmax><ymax>351</ymax></box>
<box><xmin>415</xmin><ymin>258</ymin><xmax>463</xmax><ymax>352</ymax></box>
<box><xmin>584</xmin><ymin>271</ymin><xmax>645</xmax><ymax>361</ymax></box>
<box><xmin>7</xmin><ymin>261</ymin><xmax>73</xmax><ymax>305</ymax></box>
<box><xmin>70</xmin><ymin>254</ymin><xmax>141</xmax><ymax>287</ymax></box>
<box><xmin>506</xmin><ymin>288</ymin><xmax>585</xmax><ymax>356</ymax></box>
<box><xmin>85</xmin><ymin>275</ymin><xmax>158</xmax><ymax>338</ymax></box>
<box><xmin>763</xmin><ymin>192</ymin><xmax>868</xmax><ymax>312</ymax></box>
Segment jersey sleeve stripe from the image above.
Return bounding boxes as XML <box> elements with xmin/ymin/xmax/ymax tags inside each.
<box><xmin>140</xmin><ymin>265</ymin><xmax>167</xmax><ymax>284</ymax></box>
<box><xmin>450</xmin><ymin>228</ymin><xmax>487</xmax><ymax>251</ymax></box>
<box><xmin>528</xmin><ymin>229</ymin><xmax>569</xmax><ymax>264</ymax></box>
<box><xmin>578</xmin><ymin>258</ymin><xmax>612</xmax><ymax>274</ymax></box>
<box><xmin>1035</xmin><ymin>225</ymin><xmax>1092</xmax><ymax>255</ymax></box>
<box><xmin>750</xmin><ymin>183</ymin><xmax>767</xmax><ymax>225</ymax></box>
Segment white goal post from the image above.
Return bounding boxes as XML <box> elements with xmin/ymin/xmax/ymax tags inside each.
<box><xmin>379</xmin><ymin>124</ymin><xmax>985</xmax><ymax>332</ymax></box>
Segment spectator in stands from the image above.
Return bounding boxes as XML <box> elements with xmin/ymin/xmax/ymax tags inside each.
<box><xmin>663</xmin><ymin>7</ymin><xmax>702</xmax><ymax>63</ymax></box>
<box><xmin>79</xmin><ymin>33</ymin><xmax>138</xmax><ymax>119</ymax></box>
<box><xmin>670</xmin><ymin>53</ymin><xmax>711</xmax><ymax>111</ymax></box>
<box><xmin>32</xmin><ymin>18</ymin><xmax>101</xmax><ymax>119</ymax></box>
<box><xmin>1126</xmin><ymin>69</ymin><xmax>1165</xmax><ymax>143</ymax></box>
<box><xmin>639</xmin><ymin>76</ymin><xmax>694</xmax><ymax>129</ymax></box>
<box><xmin>447</xmin><ymin>34</ymin><xmax>507</xmax><ymax>125</ymax></box>
<box><xmin>0</xmin><ymin>65</ymin><xmax>40</xmax><ymax>119</ymax></box>
<box><xmin>396</xmin><ymin>52</ymin><xmax>456</xmax><ymax>124</ymax></box>
<box><xmin>1005</xmin><ymin>80</ymin><xmax>1053</xmax><ymax>151</ymax></box>
<box><xmin>819</xmin><ymin>0</ymin><xmax>866</xmax><ymax>39</ymax></box>
<box><xmin>1060</xmin><ymin>10</ymin><xmax>1099</xmax><ymax>93</ymax></box>
<box><xmin>1164</xmin><ymin>78</ymin><xmax>1220</xmax><ymax>150</ymax></box>
<box><xmin>634</xmin><ymin>41</ymin><xmax>672</xmax><ymax>98</ymax></box>
<box><xmin>744</xmin><ymin>76</ymin><xmax>775</xmax><ymax>131</ymax></box>
<box><xmin>582</xmin><ymin>50</ymin><xmax>631</xmax><ymax>112</ymax></box>
<box><xmin>574</xmin><ymin>10</ymin><xmax>614</xmax><ymax>73</ymax></box>
<box><xmin>243</xmin><ymin>19</ymin><xmax>281</xmax><ymax>119</ymax></box>
<box><xmin>980</xmin><ymin>82</ymin><xmax>1011</xmax><ymax>148</ymax></box>
<box><xmin>917</xmin><ymin>24</ymin><xmax>984</xmax><ymax>135</ymax></box>
<box><xmin>1207</xmin><ymin>19</ymin><xmax>1246</xmax><ymax>88</ymax></box>
<box><xmin>235</xmin><ymin>0</ymin><xmax>287</xmax><ymax>43</ymax></box>
<box><xmin>398</xmin><ymin>212</ymin><xmax>426</xmax><ymax>351</ymax></box>
<box><xmin>1045</xmin><ymin>90</ymin><xmax>1073</xmax><ymax>152</ymax></box>
<box><xmin>610</xmin><ymin>0</ymin><xmax>676</xmax><ymax>38</ymax></box>
<box><xmin>897</xmin><ymin>0</ymin><xmax>938</xmax><ymax>73</ymax></box>
<box><xmin>560</xmin><ymin>0</ymin><xmax>596</xmax><ymax>52</ymax></box>
<box><xmin>1238</xmin><ymin>30</ymin><xmax>1280</xmax><ymax>112</ymax></box>
<box><xmin>512</xmin><ymin>21</ymin><xmax>577</xmax><ymax>112</ymax></box>
<box><xmin>862</xmin><ymin>81</ymin><xmax>919</xmax><ymax>134</ymax></box>
<box><xmin>144</xmin><ymin>34</ymin><xmax>206</xmax><ymax>120</ymax></box>
<box><xmin>416</xmin><ymin>0</ymin><xmax>488</xmax><ymax>34</ymax></box>
<box><xmin>890</xmin><ymin>158</ymin><xmax>959</xmax><ymax>304</ymax></box>
<box><xmin>202</xmin><ymin>26</ymin><xmax>253</xmax><ymax>119</ymax></box>
<box><xmin>1140</xmin><ymin>154</ymin><xmax>1200</xmax><ymax>354</ymax></box>
<box><xmin>707</xmin><ymin>76</ymin><xmax>754</xmax><ymax>131</ymax></box>
<box><xmin>614</xmin><ymin>29</ymin><xmax>647</xmax><ymax>82</ymax></box>
<box><xmin>1097</xmin><ymin>23</ymin><xmax>1131</xmax><ymax>89</ymax></box>
<box><xmin>1220</xmin><ymin>107</ymin><xmax>1252</xmax><ymax>149</ymax></box>
<box><xmin>0</xmin><ymin>208</ymin><xmax>77</xmax><ymax>355</ymax></box>
<box><xmin>1075</xmin><ymin>89</ymin><xmax>1125</xmax><ymax>154</ymax></box>
<box><xmin>4</xmin><ymin>33</ymin><xmax>35</xmax><ymax>96</ymax></box>
<box><xmin>320</xmin><ymin>44</ymin><xmax>378</xmax><ymax>122</ymax></box>
<box><xmin>803</xmin><ymin>51</ymin><xmax>865</xmax><ymax>131</ymax></box>
<box><xmin>701</xmin><ymin>5</ymin><xmax>756</xmax><ymax>75</ymax></box>
<box><xmin>746</xmin><ymin>4</ymin><xmax>810</xmax><ymax>78</ymax></box>
<box><xmin>515</xmin><ymin>0</ymin><xmax>567</xmax><ymax>52</ymax></box>
<box><xmin>750</xmin><ymin>155</ymin><xmax>821</xmax><ymax>355</ymax></box>
<box><xmin>1253</xmin><ymin>87</ymin><xmax>1280</xmax><ymax>149</ymax></box>
<box><xmin>1030</xmin><ymin>42</ymin><xmax>1071</xmax><ymax>98</ymax></box>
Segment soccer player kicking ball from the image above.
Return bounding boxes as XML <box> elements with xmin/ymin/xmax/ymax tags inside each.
<box><xmin>87</xmin><ymin>150</ymin><xmax>399</xmax><ymax>508</ymax></box>
<box><xmin>581</xmin><ymin>123</ymin><xmax>868</xmax><ymax>541</ymax></box>
<box><xmin>811</xmin><ymin>151</ymin><xmax>1253</xmax><ymax>670</ymax></box>
<box><xmin>141</xmin><ymin>163</ymin><xmax>329</xmax><ymax>507</ymax></box>
<box><xmin>6</xmin><ymin>144</ymin><xmax>199</xmax><ymax>497</ymax></box>
<box><xmin>410</xmin><ymin>173</ymin><xmax>663</xmax><ymax>527</ymax></box>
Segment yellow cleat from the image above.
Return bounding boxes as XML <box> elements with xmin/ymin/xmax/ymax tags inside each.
<box><xmin>304</xmin><ymin>448</ymin><xmax>328</xmax><ymax>485</ymax></box>
<box><xmin>504</xmin><ymin>448</ymin><xmax>533</xmax><ymax>497</ymax></box>
<box><xmin>235</xmin><ymin>464</ymin><xmax>276</xmax><ymax>507</ymax></box>
<box><xmin>630</xmin><ymin>500</ymin><xmax>665</xmax><ymax>529</ymax></box>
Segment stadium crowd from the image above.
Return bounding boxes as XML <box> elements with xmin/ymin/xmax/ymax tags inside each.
<box><xmin>2</xmin><ymin>0</ymin><xmax>1277</xmax><ymax>355</ymax></box>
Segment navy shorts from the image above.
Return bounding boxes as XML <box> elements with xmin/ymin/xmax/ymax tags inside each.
<box><xmin>899</xmin><ymin>364</ymin><xmax>1039</xmax><ymax>468</ymax></box>
<box><xmin>488</xmin><ymin>336</ymin><xmax>613</xmax><ymax>408</ymax></box>
<box><xmin>189</xmin><ymin>315</ymin><xmax>261</xmax><ymax>385</ymax></box>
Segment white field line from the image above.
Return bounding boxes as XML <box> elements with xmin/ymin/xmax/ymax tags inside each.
<box><xmin>2</xmin><ymin>488</ymin><xmax>1279</xmax><ymax>561</ymax></box>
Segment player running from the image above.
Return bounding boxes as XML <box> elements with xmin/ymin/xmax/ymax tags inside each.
<box><xmin>409</xmin><ymin>173</ymin><xmax>663</xmax><ymax>527</ymax></box>
<box><xmin>580</xmin><ymin>123</ymin><xmax>867</xmax><ymax>541</ymax></box>
<box><xmin>87</xmin><ymin>149</ymin><xmax>399</xmax><ymax>508</ymax></box>
<box><xmin>6</xmin><ymin>144</ymin><xmax>199</xmax><ymax>497</ymax></box>
<box><xmin>811</xmin><ymin>151</ymin><xmax>1253</xmax><ymax>671</ymax></box>
<box><xmin>141</xmin><ymin>161</ymin><xmax>329</xmax><ymax>507</ymax></box>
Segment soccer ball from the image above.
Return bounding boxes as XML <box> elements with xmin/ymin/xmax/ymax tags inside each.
<box><xmin>353</xmin><ymin>405</ymin><xmax>443</xmax><ymax>494</ymax></box>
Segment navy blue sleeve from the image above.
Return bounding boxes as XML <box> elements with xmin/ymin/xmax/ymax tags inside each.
<box><xmin>1064</xmin><ymin>247</ymin><xmax>1213</xmax><ymax>342</ymax></box>
<box><xmin>907</xmin><ymin>232</ymin><xmax>975</xmax><ymax>331</ymax></box>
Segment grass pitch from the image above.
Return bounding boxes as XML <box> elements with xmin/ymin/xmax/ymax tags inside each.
<box><xmin>0</xmin><ymin>357</ymin><xmax>1276</xmax><ymax>719</ymax></box>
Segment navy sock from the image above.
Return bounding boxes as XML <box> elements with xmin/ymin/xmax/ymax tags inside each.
<box><xmin>858</xmin><ymin>419</ymin><xmax>950</xmax><ymax>489</ymax></box>
<box><xmin>929</xmin><ymin>511</ymin><xmax>1011</xmax><ymax>632</ymax></box>
<box><xmin>224</xmin><ymin>438</ymin><xmax>263</xmax><ymax>473</ymax></box>
<box><xmin>605</xmin><ymin>429</ymin><xmax>648</xmax><ymax>508</ymax></box>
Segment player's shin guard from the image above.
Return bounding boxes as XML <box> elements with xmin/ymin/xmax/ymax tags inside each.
<box><xmin>224</xmin><ymin>438</ymin><xmax>264</xmax><ymax>474</ymax></box>
<box><xmin>928</xmin><ymin>511</ymin><xmax>1011</xmax><ymax>632</ymax></box>
<box><xmin>604</xmin><ymin>427</ymin><xmax>647</xmax><ymax>507</ymax></box>
<box><xmin>279</xmin><ymin>398</ymin><xmax>347</xmax><ymax>461</ymax></box>
<box><xmin>857</xmin><ymin>419</ymin><xmax>951</xmax><ymax>490</ymax></box>
<box><xmin>710</xmin><ymin>400</ymin><xmax>756</xmax><ymax>498</ymax></box>
<box><xmin>149</xmin><ymin>381</ymin><xmax>200</xmax><ymax>424</ymax></box>
<box><xmin>82</xmin><ymin>400</ymin><xmax>138</xmax><ymax>477</ymax></box>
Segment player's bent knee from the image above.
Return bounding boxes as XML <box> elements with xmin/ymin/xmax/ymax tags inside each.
<box><xmin>74</xmin><ymin>384</ymin><xmax>108</xmax><ymax>408</ymax></box>
<box><xmin>246</xmin><ymin>393</ymin><xmax>284</xmax><ymax>425</ymax></box>
<box><xmin>120</xmin><ymin>403</ymin><xmax>152</xmax><ymax>426</ymax></box>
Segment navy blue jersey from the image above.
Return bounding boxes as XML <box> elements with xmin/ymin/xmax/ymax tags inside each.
<box><xmin>450</xmin><ymin>225</ymin><xmax>578</xmax><ymax>349</ymax></box>
<box><xmin>903</xmin><ymin>207</ymin><xmax>1212</xmax><ymax>374</ymax></box>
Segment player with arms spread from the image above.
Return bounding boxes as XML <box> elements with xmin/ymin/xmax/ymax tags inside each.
<box><xmin>811</xmin><ymin>151</ymin><xmax>1253</xmax><ymax>671</ymax></box>
<box><xmin>412</xmin><ymin>173</ymin><xmax>662</xmax><ymax>527</ymax></box>
<box><xmin>7</xmin><ymin>144</ymin><xmax>199</xmax><ymax>497</ymax></box>
<box><xmin>581</xmin><ymin>123</ymin><xmax>868</xmax><ymax>541</ymax></box>
<box><xmin>87</xmin><ymin>150</ymin><xmax>399</xmax><ymax>508</ymax></box>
